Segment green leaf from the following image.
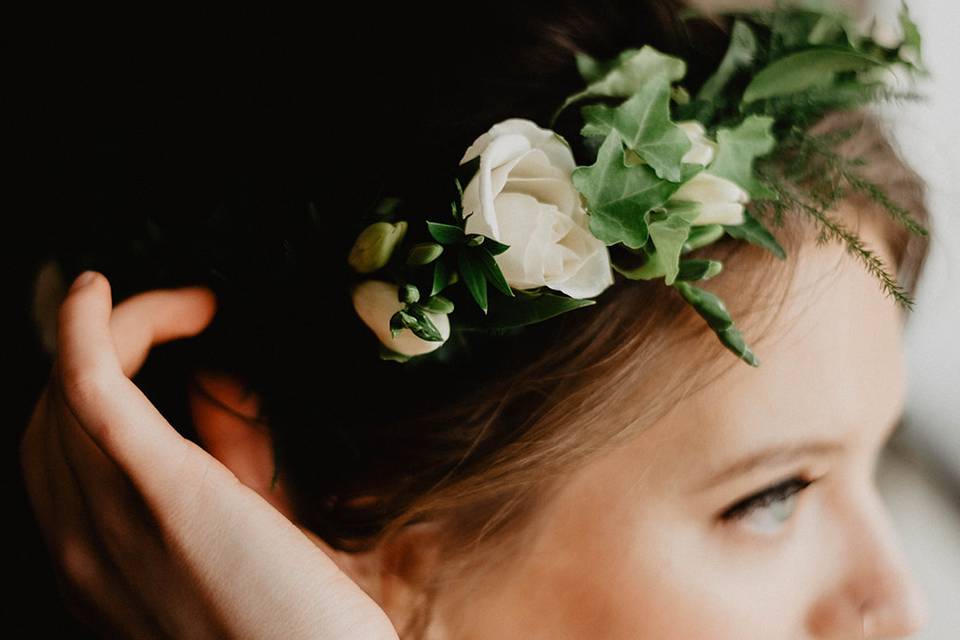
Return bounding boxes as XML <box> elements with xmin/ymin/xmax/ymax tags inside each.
<box><xmin>696</xmin><ymin>20</ymin><xmax>758</xmax><ymax>103</ymax></box>
<box><xmin>389</xmin><ymin>311</ymin><xmax>407</xmax><ymax>338</ymax></box>
<box><xmin>481</xmin><ymin>292</ymin><xmax>597</xmax><ymax>330</ymax></box>
<box><xmin>552</xmin><ymin>46</ymin><xmax>687</xmax><ymax>125</ymax></box>
<box><xmin>426</xmin><ymin>220</ymin><xmax>466</xmax><ymax>245</ymax></box>
<box><xmin>572</xmin><ymin>130</ymin><xmax>698</xmax><ymax>249</ymax></box>
<box><xmin>580</xmin><ymin>74</ymin><xmax>691</xmax><ymax>182</ymax></box>
<box><xmin>644</xmin><ymin>202</ymin><xmax>703</xmax><ymax>285</ymax></box>
<box><xmin>676</xmin><ymin>259</ymin><xmax>723</xmax><ymax>281</ymax></box>
<box><xmin>682</xmin><ymin>224</ymin><xmax>725</xmax><ymax>254</ymax></box>
<box><xmin>416</xmin><ymin>294</ymin><xmax>455</xmax><ymax>314</ymax></box>
<box><xmin>575</xmin><ymin>51</ymin><xmax>608</xmax><ymax>84</ymax></box>
<box><xmin>898</xmin><ymin>1</ymin><xmax>923</xmax><ymax>67</ymax></box>
<box><xmin>469</xmin><ymin>247</ymin><xmax>514</xmax><ymax>298</ymax></box>
<box><xmin>482</xmin><ymin>236</ymin><xmax>511</xmax><ymax>256</ymax></box>
<box><xmin>403</xmin><ymin>305</ymin><xmax>444</xmax><ymax>342</ymax></box>
<box><xmin>722</xmin><ymin>210</ymin><xmax>786</xmax><ymax>259</ymax></box>
<box><xmin>742</xmin><ymin>47</ymin><xmax>885</xmax><ymax>103</ymax></box>
<box><xmin>431</xmin><ymin>257</ymin><xmax>455</xmax><ymax>296</ymax></box>
<box><xmin>457</xmin><ymin>250</ymin><xmax>488</xmax><ymax>313</ymax></box>
<box><xmin>708</xmin><ymin>115</ymin><xmax>777</xmax><ymax>199</ymax></box>
<box><xmin>673</xmin><ymin>281</ymin><xmax>759</xmax><ymax>367</ymax></box>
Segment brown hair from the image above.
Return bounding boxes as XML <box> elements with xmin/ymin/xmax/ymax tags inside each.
<box><xmin>270</xmin><ymin>6</ymin><xmax>929</xmax><ymax>639</ymax></box>
<box><xmin>41</xmin><ymin>2</ymin><xmax>932</xmax><ymax>638</ymax></box>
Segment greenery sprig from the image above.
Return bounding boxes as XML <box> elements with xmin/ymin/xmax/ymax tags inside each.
<box><xmin>345</xmin><ymin>0</ymin><xmax>927</xmax><ymax>367</ymax></box>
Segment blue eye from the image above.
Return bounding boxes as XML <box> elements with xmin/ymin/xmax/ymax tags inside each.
<box><xmin>720</xmin><ymin>476</ymin><xmax>817</xmax><ymax>532</ymax></box>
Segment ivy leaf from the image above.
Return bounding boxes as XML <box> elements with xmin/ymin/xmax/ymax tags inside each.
<box><xmin>644</xmin><ymin>202</ymin><xmax>703</xmax><ymax>285</ymax></box>
<box><xmin>457</xmin><ymin>249</ymin><xmax>488</xmax><ymax>313</ymax></box>
<box><xmin>722</xmin><ymin>210</ymin><xmax>787</xmax><ymax>260</ymax></box>
<box><xmin>673</xmin><ymin>281</ymin><xmax>759</xmax><ymax>367</ymax></box>
<box><xmin>708</xmin><ymin>116</ymin><xmax>777</xmax><ymax>199</ymax></box>
<box><xmin>742</xmin><ymin>47</ymin><xmax>884</xmax><ymax>103</ymax></box>
<box><xmin>696</xmin><ymin>20</ymin><xmax>758</xmax><ymax>103</ymax></box>
<box><xmin>572</xmin><ymin>130</ymin><xmax>696</xmax><ymax>249</ymax></box>
<box><xmin>580</xmin><ymin>74</ymin><xmax>691</xmax><ymax>182</ymax></box>
<box><xmin>552</xmin><ymin>46</ymin><xmax>687</xmax><ymax>125</ymax></box>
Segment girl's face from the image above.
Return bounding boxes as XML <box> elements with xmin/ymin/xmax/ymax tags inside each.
<box><xmin>430</xmin><ymin>219</ymin><xmax>930</xmax><ymax>639</ymax></box>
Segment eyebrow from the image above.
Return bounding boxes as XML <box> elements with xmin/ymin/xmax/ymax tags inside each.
<box><xmin>694</xmin><ymin>440</ymin><xmax>846</xmax><ymax>492</ymax></box>
<box><xmin>693</xmin><ymin>410</ymin><xmax>905</xmax><ymax>492</ymax></box>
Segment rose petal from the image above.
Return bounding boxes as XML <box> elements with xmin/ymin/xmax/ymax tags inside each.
<box><xmin>547</xmin><ymin>237</ymin><xmax>615</xmax><ymax>299</ymax></box>
<box><xmin>461</xmin><ymin>118</ymin><xmax>576</xmax><ymax>175</ymax></box>
<box><xmin>477</xmin><ymin>134</ymin><xmax>534</xmax><ymax>238</ymax></box>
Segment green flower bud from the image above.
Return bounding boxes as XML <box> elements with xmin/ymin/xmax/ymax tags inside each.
<box><xmin>347</xmin><ymin>221</ymin><xmax>408</xmax><ymax>274</ymax></box>
<box><xmin>465</xmin><ymin>234</ymin><xmax>485</xmax><ymax>247</ymax></box>
<box><xmin>406</xmin><ymin>242</ymin><xmax>444</xmax><ymax>265</ymax></box>
<box><xmin>399</xmin><ymin>283</ymin><xmax>420</xmax><ymax>304</ymax></box>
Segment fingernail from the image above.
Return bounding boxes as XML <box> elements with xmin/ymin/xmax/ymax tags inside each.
<box><xmin>71</xmin><ymin>270</ymin><xmax>99</xmax><ymax>290</ymax></box>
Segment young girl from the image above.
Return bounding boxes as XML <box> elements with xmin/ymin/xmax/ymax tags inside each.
<box><xmin>20</xmin><ymin>1</ymin><xmax>934</xmax><ymax>637</ymax></box>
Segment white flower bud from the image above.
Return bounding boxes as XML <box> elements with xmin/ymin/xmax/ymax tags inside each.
<box><xmin>670</xmin><ymin>172</ymin><xmax>749</xmax><ymax>226</ymax></box>
<box><xmin>351</xmin><ymin>280</ymin><xmax>450</xmax><ymax>356</ymax></box>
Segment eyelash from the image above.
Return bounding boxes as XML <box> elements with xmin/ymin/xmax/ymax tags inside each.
<box><xmin>720</xmin><ymin>475</ymin><xmax>818</xmax><ymax>522</ymax></box>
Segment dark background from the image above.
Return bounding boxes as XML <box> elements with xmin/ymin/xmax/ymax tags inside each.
<box><xmin>8</xmin><ymin>22</ymin><xmax>346</xmax><ymax>636</ymax></box>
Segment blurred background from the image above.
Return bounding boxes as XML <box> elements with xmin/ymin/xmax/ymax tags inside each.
<box><xmin>11</xmin><ymin>0</ymin><xmax>959</xmax><ymax>637</ymax></box>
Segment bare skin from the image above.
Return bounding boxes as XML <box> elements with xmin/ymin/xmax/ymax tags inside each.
<box><xmin>19</xmin><ymin>272</ymin><xmax>399</xmax><ymax>639</ymax></box>
<box><xmin>21</xmin><ymin>213</ymin><xmax>930</xmax><ymax>638</ymax></box>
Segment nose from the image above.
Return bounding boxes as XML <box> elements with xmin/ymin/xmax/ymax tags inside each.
<box><xmin>810</xmin><ymin>481</ymin><xmax>931</xmax><ymax>638</ymax></box>
<box><xmin>858</xmin><ymin>488</ymin><xmax>930</xmax><ymax>638</ymax></box>
<box><xmin>858</xmin><ymin>564</ymin><xmax>929</xmax><ymax>638</ymax></box>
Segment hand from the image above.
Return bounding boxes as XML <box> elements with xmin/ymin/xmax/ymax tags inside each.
<box><xmin>19</xmin><ymin>271</ymin><xmax>400</xmax><ymax>640</ymax></box>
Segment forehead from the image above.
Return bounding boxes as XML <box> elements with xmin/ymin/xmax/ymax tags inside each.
<box><xmin>620</xmin><ymin>216</ymin><xmax>907</xmax><ymax>481</ymax></box>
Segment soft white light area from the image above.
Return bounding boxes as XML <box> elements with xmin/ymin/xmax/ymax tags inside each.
<box><xmin>872</xmin><ymin>0</ymin><xmax>960</xmax><ymax>482</ymax></box>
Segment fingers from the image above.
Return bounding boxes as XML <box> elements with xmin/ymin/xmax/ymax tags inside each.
<box><xmin>110</xmin><ymin>284</ymin><xmax>218</xmax><ymax>379</ymax></box>
<box><xmin>55</xmin><ymin>271</ymin><xmax>219</xmax><ymax>509</ymax></box>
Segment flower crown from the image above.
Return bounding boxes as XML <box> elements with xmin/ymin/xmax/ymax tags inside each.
<box><xmin>345</xmin><ymin>1</ymin><xmax>927</xmax><ymax>367</ymax></box>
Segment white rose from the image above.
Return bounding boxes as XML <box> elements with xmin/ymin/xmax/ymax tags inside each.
<box><xmin>668</xmin><ymin>120</ymin><xmax>750</xmax><ymax>226</ymax></box>
<box><xmin>351</xmin><ymin>280</ymin><xmax>450</xmax><ymax>356</ymax></box>
<box><xmin>458</xmin><ymin>117</ymin><xmax>615</xmax><ymax>299</ymax></box>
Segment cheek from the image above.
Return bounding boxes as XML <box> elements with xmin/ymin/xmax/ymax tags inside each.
<box><xmin>514</xmin><ymin>487</ymin><xmax>823</xmax><ymax>639</ymax></box>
